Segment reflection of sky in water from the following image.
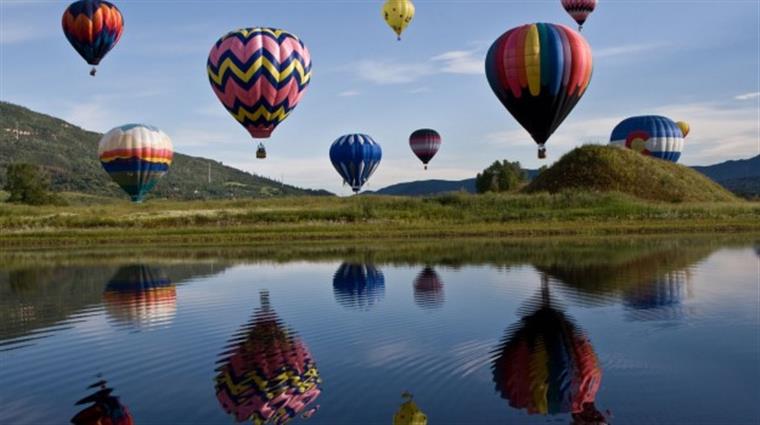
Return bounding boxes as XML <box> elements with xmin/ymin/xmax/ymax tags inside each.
<box><xmin>0</xmin><ymin>245</ymin><xmax>757</xmax><ymax>425</ymax></box>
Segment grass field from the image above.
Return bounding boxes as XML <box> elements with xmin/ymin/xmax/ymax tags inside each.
<box><xmin>1</xmin><ymin>191</ymin><xmax>759</xmax><ymax>247</ymax></box>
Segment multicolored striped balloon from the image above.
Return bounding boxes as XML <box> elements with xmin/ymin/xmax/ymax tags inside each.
<box><xmin>103</xmin><ymin>265</ymin><xmax>176</xmax><ymax>328</ymax></box>
<box><xmin>98</xmin><ymin>124</ymin><xmax>173</xmax><ymax>202</ymax></box>
<box><xmin>207</xmin><ymin>28</ymin><xmax>312</xmax><ymax>144</ymax></box>
<box><xmin>409</xmin><ymin>129</ymin><xmax>441</xmax><ymax>170</ymax></box>
<box><xmin>329</xmin><ymin>134</ymin><xmax>382</xmax><ymax>193</ymax></box>
<box><xmin>62</xmin><ymin>0</ymin><xmax>124</xmax><ymax>76</ymax></box>
<box><xmin>485</xmin><ymin>23</ymin><xmax>593</xmax><ymax>159</ymax></box>
<box><xmin>492</xmin><ymin>298</ymin><xmax>602</xmax><ymax>415</ymax></box>
<box><xmin>561</xmin><ymin>0</ymin><xmax>597</xmax><ymax>31</ymax></box>
<box><xmin>609</xmin><ymin>116</ymin><xmax>686</xmax><ymax>163</ymax></box>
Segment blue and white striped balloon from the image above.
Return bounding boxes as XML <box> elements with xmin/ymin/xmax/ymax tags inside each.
<box><xmin>609</xmin><ymin>116</ymin><xmax>686</xmax><ymax>163</ymax></box>
<box><xmin>329</xmin><ymin>134</ymin><xmax>382</xmax><ymax>193</ymax></box>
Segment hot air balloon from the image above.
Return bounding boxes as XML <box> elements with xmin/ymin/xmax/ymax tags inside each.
<box><xmin>207</xmin><ymin>28</ymin><xmax>311</xmax><ymax>159</ymax></box>
<box><xmin>409</xmin><ymin>129</ymin><xmax>441</xmax><ymax>170</ymax></box>
<box><xmin>98</xmin><ymin>124</ymin><xmax>173</xmax><ymax>202</ymax></box>
<box><xmin>329</xmin><ymin>134</ymin><xmax>382</xmax><ymax>193</ymax></box>
<box><xmin>62</xmin><ymin>0</ymin><xmax>123</xmax><ymax>76</ymax></box>
<box><xmin>561</xmin><ymin>0</ymin><xmax>597</xmax><ymax>31</ymax></box>
<box><xmin>413</xmin><ymin>266</ymin><xmax>444</xmax><ymax>309</ymax></box>
<box><xmin>102</xmin><ymin>265</ymin><xmax>176</xmax><ymax>329</ymax></box>
<box><xmin>333</xmin><ymin>263</ymin><xmax>385</xmax><ymax>310</ymax></box>
<box><xmin>623</xmin><ymin>270</ymin><xmax>692</xmax><ymax>321</ymax></box>
<box><xmin>485</xmin><ymin>23</ymin><xmax>593</xmax><ymax>159</ymax></box>
<box><xmin>676</xmin><ymin>121</ymin><xmax>690</xmax><ymax>138</ymax></box>
<box><xmin>382</xmin><ymin>0</ymin><xmax>415</xmax><ymax>41</ymax></box>
<box><xmin>71</xmin><ymin>378</ymin><xmax>133</xmax><ymax>425</ymax></box>
<box><xmin>393</xmin><ymin>392</ymin><xmax>428</xmax><ymax>425</ymax></box>
<box><xmin>609</xmin><ymin>116</ymin><xmax>686</xmax><ymax>162</ymax></box>
<box><xmin>492</xmin><ymin>281</ymin><xmax>602</xmax><ymax>416</ymax></box>
<box><xmin>215</xmin><ymin>291</ymin><xmax>321</xmax><ymax>424</ymax></box>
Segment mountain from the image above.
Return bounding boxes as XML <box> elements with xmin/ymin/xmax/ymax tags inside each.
<box><xmin>369</xmin><ymin>178</ymin><xmax>477</xmax><ymax>196</ymax></box>
<box><xmin>369</xmin><ymin>169</ymin><xmax>541</xmax><ymax>196</ymax></box>
<box><xmin>692</xmin><ymin>155</ymin><xmax>760</xmax><ymax>198</ymax></box>
<box><xmin>0</xmin><ymin>102</ymin><xmax>331</xmax><ymax>200</ymax></box>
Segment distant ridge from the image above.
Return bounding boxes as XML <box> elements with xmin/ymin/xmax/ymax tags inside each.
<box><xmin>367</xmin><ymin>179</ymin><xmax>477</xmax><ymax>196</ymax></box>
<box><xmin>692</xmin><ymin>155</ymin><xmax>760</xmax><ymax>197</ymax></box>
<box><xmin>0</xmin><ymin>102</ymin><xmax>332</xmax><ymax>200</ymax></box>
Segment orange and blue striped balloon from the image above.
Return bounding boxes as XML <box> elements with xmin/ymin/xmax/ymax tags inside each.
<box><xmin>62</xmin><ymin>0</ymin><xmax>123</xmax><ymax>76</ymax></box>
<box><xmin>98</xmin><ymin>124</ymin><xmax>173</xmax><ymax>202</ymax></box>
<box><xmin>486</xmin><ymin>23</ymin><xmax>593</xmax><ymax>158</ymax></box>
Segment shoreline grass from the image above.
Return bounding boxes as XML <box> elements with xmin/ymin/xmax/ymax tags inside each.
<box><xmin>1</xmin><ymin>192</ymin><xmax>759</xmax><ymax>248</ymax></box>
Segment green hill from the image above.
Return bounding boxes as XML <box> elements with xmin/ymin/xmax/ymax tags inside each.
<box><xmin>0</xmin><ymin>102</ymin><xmax>331</xmax><ymax>200</ymax></box>
<box><xmin>523</xmin><ymin>145</ymin><xmax>738</xmax><ymax>202</ymax></box>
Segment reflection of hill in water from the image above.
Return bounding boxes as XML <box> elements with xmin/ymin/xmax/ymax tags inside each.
<box><xmin>530</xmin><ymin>241</ymin><xmax>710</xmax><ymax>319</ymax></box>
<box><xmin>0</xmin><ymin>263</ymin><xmax>231</xmax><ymax>344</ymax></box>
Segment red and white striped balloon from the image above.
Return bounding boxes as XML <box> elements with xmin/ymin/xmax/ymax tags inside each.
<box><xmin>561</xmin><ymin>0</ymin><xmax>597</xmax><ymax>31</ymax></box>
<box><xmin>409</xmin><ymin>129</ymin><xmax>441</xmax><ymax>170</ymax></box>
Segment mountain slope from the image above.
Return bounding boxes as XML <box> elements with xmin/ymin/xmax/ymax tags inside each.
<box><xmin>692</xmin><ymin>155</ymin><xmax>760</xmax><ymax>181</ymax></box>
<box><xmin>0</xmin><ymin>102</ymin><xmax>331</xmax><ymax>200</ymax></box>
<box><xmin>370</xmin><ymin>178</ymin><xmax>477</xmax><ymax>196</ymax></box>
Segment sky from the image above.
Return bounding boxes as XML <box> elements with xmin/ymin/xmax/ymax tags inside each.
<box><xmin>1</xmin><ymin>0</ymin><xmax>759</xmax><ymax>194</ymax></box>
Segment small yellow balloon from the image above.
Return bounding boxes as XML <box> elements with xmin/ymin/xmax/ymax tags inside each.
<box><xmin>382</xmin><ymin>0</ymin><xmax>415</xmax><ymax>40</ymax></box>
<box><xmin>676</xmin><ymin>121</ymin><xmax>690</xmax><ymax>138</ymax></box>
<box><xmin>393</xmin><ymin>392</ymin><xmax>427</xmax><ymax>425</ymax></box>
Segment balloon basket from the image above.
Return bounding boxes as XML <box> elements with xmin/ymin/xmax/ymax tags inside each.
<box><xmin>89</xmin><ymin>67</ymin><xmax>97</xmax><ymax>77</ymax></box>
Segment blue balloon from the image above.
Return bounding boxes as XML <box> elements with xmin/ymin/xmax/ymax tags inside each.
<box><xmin>329</xmin><ymin>134</ymin><xmax>382</xmax><ymax>193</ymax></box>
<box><xmin>609</xmin><ymin>116</ymin><xmax>685</xmax><ymax>163</ymax></box>
<box><xmin>333</xmin><ymin>263</ymin><xmax>385</xmax><ymax>310</ymax></box>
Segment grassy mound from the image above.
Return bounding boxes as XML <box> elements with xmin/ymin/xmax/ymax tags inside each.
<box><xmin>523</xmin><ymin>145</ymin><xmax>738</xmax><ymax>202</ymax></box>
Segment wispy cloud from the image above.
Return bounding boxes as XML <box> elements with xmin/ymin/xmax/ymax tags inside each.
<box><xmin>354</xmin><ymin>60</ymin><xmax>434</xmax><ymax>85</ymax></box>
<box><xmin>595</xmin><ymin>43</ymin><xmax>668</xmax><ymax>59</ymax></box>
<box><xmin>431</xmin><ymin>50</ymin><xmax>483</xmax><ymax>75</ymax></box>
<box><xmin>734</xmin><ymin>92</ymin><xmax>760</xmax><ymax>101</ymax></box>
<box><xmin>0</xmin><ymin>22</ymin><xmax>52</xmax><ymax>44</ymax></box>
<box><xmin>338</xmin><ymin>90</ymin><xmax>361</xmax><ymax>97</ymax></box>
<box><xmin>409</xmin><ymin>87</ymin><xmax>431</xmax><ymax>94</ymax></box>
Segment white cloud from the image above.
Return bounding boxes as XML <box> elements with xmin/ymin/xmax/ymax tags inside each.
<box><xmin>734</xmin><ymin>92</ymin><xmax>760</xmax><ymax>101</ymax></box>
<box><xmin>431</xmin><ymin>50</ymin><xmax>483</xmax><ymax>75</ymax></box>
<box><xmin>338</xmin><ymin>90</ymin><xmax>360</xmax><ymax>97</ymax></box>
<box><xmin>595</xmin><ymin>43</ymin><xmax>668</xmax><ymax>59</ymax></box>
<box><xmin>409</xmin><ymin>87</ymin><xmax>431</xmax><ymax>94</ymax></box>
<box><xmin>0</xmin><ymin>22</ymin><xmax>51</xmax><ymax>44</ymax></box>
<box><xmin>354</xmin><ymin>59</ymin><xmax>434</xmax><ymax>85</ymax></box>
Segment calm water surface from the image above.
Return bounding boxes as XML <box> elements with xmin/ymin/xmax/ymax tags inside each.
<box><xmin>1</xmin><ymin>238</ymin><xmax>758</xmax><ymax>425</ymax></box>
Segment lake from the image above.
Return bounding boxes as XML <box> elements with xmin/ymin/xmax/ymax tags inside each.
<box><xmin>1</xmin><ymin>237</ymin><xmax>758</xmax><ymax>425</ymax></box>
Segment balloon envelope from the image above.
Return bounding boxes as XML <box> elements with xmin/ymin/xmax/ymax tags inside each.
<box><xmin>561</xmin><ymin>0</ymin><xmax>597</xmax><ymax>30</ymax></box>
<box><xmin>98</xmin><ymin>124</ymin><xmax>173</xmax><ymax>202</ymax></box>
<box><xmin>409</xmin><ymin>129</ymin><xmax>441</xmax><ymax>169</ymax></box>
<box><xmin>102</xmin><ymin>265</ymin><xmax>176</xmax><ymax>328</ymax></box>
<box><xmin>71</xmin><ymin>380</ymin><xmax>133</xmax><ymax>425</ymax></box>
<box><xmin>609</xmin><ymin>115</ymin><xmax>684</xmax><ymax>162</ymax></box>
<box><xmin>413</xmin><ymin>266</ymin><xmax>444</xmax><ymax>309</ymax></box>
<box><xmin>333</xmin><ymin>263</ymin><xmax>385</xmax><ymax>310</ymax></box>
<box><xmin>492</xmin><ymin>300</ymin><xmax>601</xmax><ymax>415</ymax></box>
<box><xmin>207</xmin><ymin>28</ymin><xmax>311</xmax><ymax>140</ymax></box>
<box><xmin>382</xmin><ymin>0</ymin><xmax>415</xmax><ymax>40</ymax></box>
<box><xmin>485</xmin><ymin>23</ymin><xmax>593</xmax><ymax>158</ymax></box>
<box><xmin>329</xmin><ymin>134</ymin><xmax>382</xmax><ymax>193</ymax></box>
<box><xmin>62</xmin><ymin>0</ymin><xmax>123</xmax><ymax>72</ymax></box>
<box><xmin>215</xmin><ymin>291</ymin><xmax>321</xmax><ymax>424</ymax></box>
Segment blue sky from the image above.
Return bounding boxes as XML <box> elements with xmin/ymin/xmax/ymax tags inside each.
<box><xmin>1</xmin><ymin>0</ymin><xmax>759</xmax><ymax>194</ymax></box>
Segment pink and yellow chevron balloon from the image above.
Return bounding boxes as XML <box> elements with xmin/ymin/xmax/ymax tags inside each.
<box><xmin>207</xmin><ymin>28</ymin><xmax>312</xmax><ymax>141</ymax></box>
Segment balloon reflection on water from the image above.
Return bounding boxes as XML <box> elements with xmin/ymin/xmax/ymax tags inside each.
<box><xmin>70</xmin><ymin>378</ymin><xmax>133</xmax><ymax>425</ymax></box>
<box><xmin>413</xmin><ymin>267</ymin><xmax>444</xmax><ymax>309</ymax></box>
<box><xmin>215</xmin><ymin>291</ymin><xmax>321</xmax><ymax>424</ymax></box>
<box><xmin>332</xmin><ymin>262</ymin><xmax>385</xmax><ymax>310</ymax></box>
<box><xmin>491</xmin><ymin>278</ymin><xmax>606</xmax><ymax>421</ymax></box>
<box><xmin>102</xmin><ymin>265</ymin><xmax>176</xmax><ymax>329</ymax></box>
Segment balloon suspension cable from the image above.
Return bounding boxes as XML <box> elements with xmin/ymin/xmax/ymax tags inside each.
<box><xmin>540</xmin><ymin>273</ymin><xmax>551</xmax><ymax>306</ymax></box>
<box><xmin>89</xmin><ymin>67</ymin><xmax>97</xmax><ymax>77</ymax></box>
<box><xmin>259</xmin><ymin>290</ymin><xmax>271</xmax><ymax>311</ymax></box>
